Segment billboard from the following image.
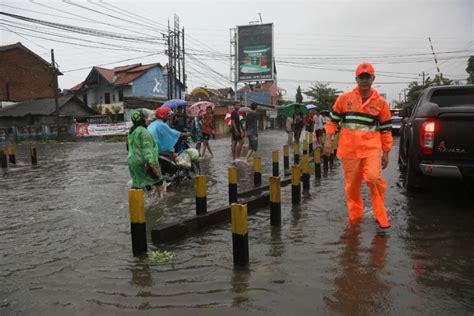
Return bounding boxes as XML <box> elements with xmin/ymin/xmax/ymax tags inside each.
<box><xmin>237</xmin><ymin>23</ymin><xmax>273</xmax><ymax>82</ymax></box>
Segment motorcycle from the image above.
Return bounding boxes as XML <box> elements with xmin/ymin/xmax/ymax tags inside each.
<box><xmin>158</xmin><ymin>138</ymin><xmax>200</xmax><ymax>188</ymax></box>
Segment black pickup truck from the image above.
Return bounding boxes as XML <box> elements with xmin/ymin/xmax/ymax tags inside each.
<box><xmin>398</xmin><ymin>85</ymin><xmax>474</xmax><ymax>190</ymax></box>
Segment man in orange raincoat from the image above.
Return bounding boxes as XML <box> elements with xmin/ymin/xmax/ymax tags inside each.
<box><xmin>324</xmin><ymin>62</ymin><xmax>392</xmax><ymax>229</ymax></box>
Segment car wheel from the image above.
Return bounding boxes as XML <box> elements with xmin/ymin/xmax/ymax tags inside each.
<box><xmin>406</xmin><ymin>154</ymin><xmax>422</xmax><ymax>191</ymax></box>
<box><xmin>398</xmin><ymin>143</ymin><xmax>407</xmax><ymax>172</ymax></box>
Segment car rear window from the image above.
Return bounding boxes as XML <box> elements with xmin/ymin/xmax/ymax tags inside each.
<box><xmin>430</xmin><ymin>88</ymin><xmax>474</xmax><ymax>107</ymax></box>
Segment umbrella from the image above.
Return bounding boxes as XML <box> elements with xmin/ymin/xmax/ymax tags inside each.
<box><xmin>306</xmin><ymin>104</ymin><xmax>317</xmax><ymax>110</ymax></box>
<box><xmin>281</xmin><ymin>103</ymin><xmax>309</xmax><ymax>118</ymax></box>
<box><xmin>238</xmin><ymin>106</ymin><xmax>252</xmax><ymax>113</ymax></box>
<box><xmin>187</xmin><ymin>101</ymin><xmax>215</xmax><ymax>117</ymax></box>
<box><xmin>163</xmin><ymin>99</ymin><xmax>187</xmax><ymax>109</ymax></box>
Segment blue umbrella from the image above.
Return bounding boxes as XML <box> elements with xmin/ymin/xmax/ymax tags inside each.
<box><xmin>163</xmin><ymin>99</ymin><xmax>187</xmax><ymax>109</ymax></box>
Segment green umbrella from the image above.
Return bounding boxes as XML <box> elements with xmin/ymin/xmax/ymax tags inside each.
<box><xmin>281</xmin><ymin>103</ymin><xmax>309</xmax><ymax>118</ymax></box>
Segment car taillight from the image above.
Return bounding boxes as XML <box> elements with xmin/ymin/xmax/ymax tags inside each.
<box><xmin>419</xmin><ymin>120</ymin><xmax>436</xmax><ymax>155</ymax></box>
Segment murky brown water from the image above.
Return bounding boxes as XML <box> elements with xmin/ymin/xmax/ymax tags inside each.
<box><xmin>1</xmin><ymin>131</ymin><xmax>473</xmax><ymax>315</ymax></box>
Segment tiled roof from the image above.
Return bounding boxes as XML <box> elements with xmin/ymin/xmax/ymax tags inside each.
<box><xmin>94</xmin><ymin>67</ymin><xmax>115</xmax><ymax>83</ymax></box>
<box><xmin>71</xmin><ymin>63</ymin><xmax>161</xmax><ymax>90</ymax></box>
<box><xmin>70</xmin><ymin>81</ymin><xmax>84</xmax><ymax>92</ymax></box>
<box><xmin>0</xmin><ymin>95</ymin><xmax>93</xmax><ymax>117</ymax></box>
<box><xmin>113</xmin><ymin>64</ymin><xmax>141</xmax><ymax>72</ymax></box>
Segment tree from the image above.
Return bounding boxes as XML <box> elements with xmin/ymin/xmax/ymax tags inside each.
<box><xmin>90</xmin><ymin>104</ymin><xmax>103</xmax><ymax>115</ymax></box>
<box><xmin>303</xmin><ymin>81</ymin><xmax>339</xmax><ymax>111</ymax></box>
<box><xmin>296</xmin><ymin>85</ymin><xmax>303</xmax><ymax>103</ymax></box>
<box><xmin>466</xmin><ymin>56</ymin><xmax>474</xmax><ymax>84</ymax></box>
<box><xmin>396</xmin><ymin>74</ymin><xmax>460</xmax><ymax>109</ymax></box>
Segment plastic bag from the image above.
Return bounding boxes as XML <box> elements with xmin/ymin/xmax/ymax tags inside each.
<box><xmin>175</xmin><ymin>152</ymin><xmax>192</xmax><ymax>169</ymax></box>
<box><xmin>185</xmin><ymin>148</ymin><xmax>199</xmax><ymax>161</ymax></box>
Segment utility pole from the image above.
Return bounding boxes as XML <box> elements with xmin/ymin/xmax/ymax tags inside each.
<box><xmin>165</xmin><ymin>15</ymin><xmax>185</xmax><ymax>100</ymax></box>
<box><xmin>422</xmin><ymin>71</ymin><xmax>426</xmax><ymax>85</ymax></box>
<box><xmin>428</xmin><ymin>37</ymin><xmax>442</xmax><ymax>79</ymax></box>
<box><xmin>173</xmin><ymin>14</ymin><xmax>179</xmax><ymax>99</ymax></box>
<box><xmin>229</xmin><ymin>28</ymin><xmax>238</xmax><ymax>100</ymax></box>
<box><xmin>51</xmin><ymin>49</ymin><xmax>60</xmax><ymax>138</ymax></box>
<box><xmin>167</xmin><ymin>19</ymin><xmax>172</xmax><ymax>100</ymax></box>
<box><xmin>182</xmin><ymin>27</ymin><xmax>186</xmax><ymax>91</ymax></box>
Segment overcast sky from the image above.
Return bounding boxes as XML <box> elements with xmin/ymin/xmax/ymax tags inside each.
<box><xmin>1</xmin><ymin>0</ymin><xmax>472</xmax><ymax>104</ymax></box>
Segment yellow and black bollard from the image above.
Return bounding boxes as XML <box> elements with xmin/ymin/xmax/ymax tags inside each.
<box><xmin>253</xmin><ymin>155</ymin><xmax>262</xmax><ymax>185</ymax></box>
<box><xmin>291</xmin><ymin>165</ymin><xmax>301</xmax><ymax>205</ymax></box>
<box><xmin>30</xmin><ymin>147</ymin><xmax>38</xmax><ymax>165</ymax></box>
<box><xmin>283</xmin><ymin>145</ymin><xmax>290</xmax><ymax>175</ymax></box>
<box><xmin>272</xmin><ymin>150</ymin><xmax>279</xmax><ymax>177</ymax></box>
<box><xmin>308</xmin><ymin>132</ymin><xmax>313</xmax><ymax>155</ymax></box>
<box><xmin>228</xmin><ymin>166</ymin><xmax>238</xmax><ymax>204</ymax></box>
<box><xmin>269</xmin><ymin>176</ymin><xmax>281</xmax><ymax>226</ymax></box>
<box><xmin>303</xmin><ymin>139</ymin><xmax>308</xmax><ymax>155</ymax></box>
<box><xmin>301</xmin><ymin>154</ymin><xmax>310</xmax><ymax>191</ymax></box>
<box><xmin>293</xmin><ymin>142</ymin><xmax>300</xmax><ymax>165</ymax></box>
<box><xmin>195</xmin><ymin>175</ymin><xmax>207</xmax><ymax>215</ymax></box>
<box><xmin>7</xmin><ymin>145</ymin><xmax>16</xmax><ymax>164</ymax></box>
<box><xmin>231</xmin><ymin>203</ymin><xmax>249</xmax><ymax>266</ymax></box>
<box><xmin>128</xmin><ymin>189</ymin><xmax>147</xmax><ymax>257</ymax></box>
<box><xmin>0</xmin><ymin>149</ymin><xmax>7</xmax><ymax>169</ymax></box>
<box><xmin>314</xmin><ymin>147</ymin><xmax>321</xmax><ymax>179</ymax></box>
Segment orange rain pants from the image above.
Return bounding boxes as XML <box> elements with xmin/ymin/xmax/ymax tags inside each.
<box><xmin>341</xmin><ymin>154</ymin><xmax>390</xmax><ymax>228</ymax></box>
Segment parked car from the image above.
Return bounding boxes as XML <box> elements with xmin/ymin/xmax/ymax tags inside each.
<box><xmin>398</xmin><ymin>85</ymin><xmax>474</xmax><ymax>190</ymax></box>
<box><xmin>390</xmin><ymin>109</ymin><xmax>402</xmax><ymax>135</ymax></box>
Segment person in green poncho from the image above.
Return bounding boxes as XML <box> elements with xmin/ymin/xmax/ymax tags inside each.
<box><xmin>127</xmin><ymin>111</ymin><xmax>165</xmax><ymax>195</ymax></box>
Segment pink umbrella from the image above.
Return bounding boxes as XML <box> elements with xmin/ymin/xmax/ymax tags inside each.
<box><xmin>187</xmin><ymin>101</ymin><xmax>215</xmax><ymax>117</ymax></box>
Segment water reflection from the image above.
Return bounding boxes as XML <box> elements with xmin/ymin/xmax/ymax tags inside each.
<box><xmin>325</xmin><ymin>226</ymin><xmax>391</xmax><ymax>315</ymax></box>
<box><xmin>231</xmin><ymin>266</ymin><xmax>250</xmax><ymax>308</ymax></box>
<box><xmin>404</xmin><ymin>191</ymin><xmax>474</xmax><ymax>309</ymax></box>
<box><xmin>269</xmin><ymin>226</ymin><xmax>284</xmax><ymax>259</ymax></box>
<box><xmin>130</xmin><ymin>261</ymin><xmax>153</xmax><ymax>288</ymax></box>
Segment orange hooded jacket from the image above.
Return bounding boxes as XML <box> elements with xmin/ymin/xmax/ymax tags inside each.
<box><xmin>325</xmin><ymin>87</ymin><xmax>393</xmax><ymax>159</ymax></box>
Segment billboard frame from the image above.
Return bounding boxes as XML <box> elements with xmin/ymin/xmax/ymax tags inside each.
<box><xmin>236</xmin><ymin>23</ymin><xmax>274</xmax><ymax>83</ymax></box>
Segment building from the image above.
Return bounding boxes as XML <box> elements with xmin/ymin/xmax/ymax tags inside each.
<box><xmin>0</xmin><ymin>95</ymin><xmax>95</xmax><ymax>140</ymax></box>
<box><xmin>187</xmin><ymin>86</ymin><xmax>235</xmax><ymax>103</ymax></box>
<box><xmin>70</xmin><ymin>63</ymin><xmax>185</xmax><ymax>111</ymax></box>
<box><xmin>0</xmin><ymin>42</ymin><xmax>61</xmax><ymax>104</ymax></box>
<box><xmin>236</xmin><ymin>81</ymin><xmax>279</xmax><ymax>106</ymax></box>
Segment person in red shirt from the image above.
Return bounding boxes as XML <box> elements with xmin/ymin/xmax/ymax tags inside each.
<box><xmin>324</xmin><ymin>62</ymin><xmax>393</xmax><ymax>229</ymax></box>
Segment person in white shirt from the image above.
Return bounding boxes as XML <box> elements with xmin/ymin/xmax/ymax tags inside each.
<box><xmin>313</xmin><ymin>110</ymin><xmax>325</xmax><ymax>147</ymax></box>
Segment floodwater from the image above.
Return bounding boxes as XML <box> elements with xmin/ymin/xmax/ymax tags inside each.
<box><xmin>1</xmin><ymin>130</ymin><xmax>473</xmax><ymax>315</ymax></box>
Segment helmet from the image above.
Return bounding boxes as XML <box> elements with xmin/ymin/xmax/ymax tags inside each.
<box><xmin>155</xmin><ymin>106</ymin><xmax>171</xmax><ymax>120</ymax></box>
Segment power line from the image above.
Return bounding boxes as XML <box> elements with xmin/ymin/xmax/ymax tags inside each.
<box><xmin>1</xmin><ymin>27</ymin><xmax>157</xmax><ymax>53</ymax></box>
<box><xmin>0</xmin><ymin>20</ymin><xmax>160</xmax><ymax>53</ymax></box>
<box><xmin>0</xmin><ymin>12</ymin><xmax>162</xmax><ymax>43</ymax></box>
<box><xmin>62</xmin><ymin>53</ymin><xmax>159</xmax><ymax>73</ymax></box>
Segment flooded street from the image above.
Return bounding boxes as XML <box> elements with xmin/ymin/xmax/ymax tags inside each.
<box><xmin>1</xmin><ymin>130</ymin><xmax>473</xmax><ymax>315</ymax></box>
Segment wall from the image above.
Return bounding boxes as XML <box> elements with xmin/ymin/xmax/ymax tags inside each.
<box><xmin>0</xmin><ymin>47</ymin><xmax>55</xmax><ymax>102</ymax></box>
<box><xmin>237</xmin><ymin>91</ymin><xmax>271</xmax><ymax>105</ymax></box>
<box><xmin>60</xmin><ymin>100</ymin><xmax>95</xmax><ymax>117</ymax></box>
<box><xmin>132</xmin><ymin>66</ymin><xmax>167</xmax><ymax>98</ymax></box>
<box><xmin>86</xmin><ymin>77</ymin><xmax>114</xmax><ymax>106</ymax></box>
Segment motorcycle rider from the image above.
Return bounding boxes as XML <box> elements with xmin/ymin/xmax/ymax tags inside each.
<box><xmin>148</xmin><ymin>106</ymin><xmax>191</xmax><ymax>155</ymax></box>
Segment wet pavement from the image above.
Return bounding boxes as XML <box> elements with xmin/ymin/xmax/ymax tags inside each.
<box><xmin>1</xmin><ymin>130</ymin><xmax>473</xmax><ymax>315</ymax></box>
